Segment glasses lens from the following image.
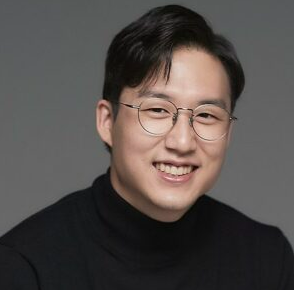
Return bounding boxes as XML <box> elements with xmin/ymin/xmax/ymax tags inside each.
<box><xmin>138</xmin><ymin>98</ymin><xmax>176</xmax><ymax>135</ymax></box>
<box><xmin>192</xmin><ymin>105</ymin><xmax>231</xmax><ymax>140</ymax></box>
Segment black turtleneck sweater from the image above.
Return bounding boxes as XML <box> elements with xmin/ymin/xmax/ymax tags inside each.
<box><xmin>0</xmin><ymin>172</ymin><xmax>293</xmax><ymax>289</ymax></box>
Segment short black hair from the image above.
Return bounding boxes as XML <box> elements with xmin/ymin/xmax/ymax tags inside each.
<box><xmin>103</xmin><ymin>4</ymin><xmax>245</xmax><ymax>113</ymax></box>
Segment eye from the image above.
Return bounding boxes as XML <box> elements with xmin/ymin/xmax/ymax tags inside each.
<box><xmin>194</xmin><ymin>112</ymin><xmax>217</xmax><ymax>124</ymax></box>
<box><xmin>197</xmin><ymin>112</ymin><xmax>214</xmax><ymax>119</ymax></box>
<box><xmin>140</xmin><ymin>106</ymin><xmax>171</xmax><ymax>119</ymax></box>
<box><xmin>149</xmin><ymin>107</ymin><xmax>169</xmax><ymax>113</ymax></box>
<box><xmin>195</xmin><ymin>112</ymin><xmax>217</xmax><ymax>120</ymax></box>
<box><xmin>142</xmin><ymin>107</ymin><xmax>170</xmax><ymax>115</ymax></box>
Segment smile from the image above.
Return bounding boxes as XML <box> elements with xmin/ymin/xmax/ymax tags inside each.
<box><xmin>154</xmin><ymin>163</ymin><xmax>194</xmax><ymax>176</ymax></box>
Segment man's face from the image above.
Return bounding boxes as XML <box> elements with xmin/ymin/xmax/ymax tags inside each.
<box><xmin>97</xmin><ymin>48</ymin><xmax>232</xmax><ymax>222</ymax></box>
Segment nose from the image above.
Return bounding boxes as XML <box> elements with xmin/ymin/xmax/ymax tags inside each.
<box><xmin>164</xmin><ymin>110</ymin><xmax>197</xmax><ymax>154</ymax></box>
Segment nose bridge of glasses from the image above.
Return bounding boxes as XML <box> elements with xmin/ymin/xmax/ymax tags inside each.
<box><xmin>173</xmin><ymin>107</ymin><xmax>194</xmax><ymax>126</ymax></box>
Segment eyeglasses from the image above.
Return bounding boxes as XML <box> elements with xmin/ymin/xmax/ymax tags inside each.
<box><xmin>116</xmin><ymin>97</ymin><xmax>237</xmax><ymax>141</ymax></box>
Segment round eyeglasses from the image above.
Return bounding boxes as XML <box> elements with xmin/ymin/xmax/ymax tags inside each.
<box><xmin>116</xmin><ymin>98</ymin><xmax>237</xmax><ymax>141</ymax></box>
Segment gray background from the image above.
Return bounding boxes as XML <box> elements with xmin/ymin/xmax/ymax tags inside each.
<box><xmin>1</xmin><ymin>0</ymin><xmax>293</xmax><ymax>247</ymax></box>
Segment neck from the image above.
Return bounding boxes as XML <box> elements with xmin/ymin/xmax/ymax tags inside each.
<box><xmin>91</xmin><ymin>171</ymin><xmax>207</xmax><ymax>264</ymax></box>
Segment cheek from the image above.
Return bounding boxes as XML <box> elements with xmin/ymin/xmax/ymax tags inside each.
<box><xmin>111</xmin><ymin>117</ymin><xmax>159</xmax><ymax>163</ymax></box>
<box><xmin>111</xmin><ymin>112</ymin><xmax>137</xmax><ymax>149</ymax></box>
<box><xmin>198</xmin><ymin>139</ymin><xmax>228</xmax><ymax>166</ymax></box>
<box><xmin>196</xmin><ymin>140</ymin><xmax>229</xmax><ymax>193</ymax></box>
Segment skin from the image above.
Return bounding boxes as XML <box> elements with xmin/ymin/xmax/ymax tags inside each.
<box><xmin>96</xmin><ymin>48</ymin><xmax>233</xmax><ymax>222</ymax></box>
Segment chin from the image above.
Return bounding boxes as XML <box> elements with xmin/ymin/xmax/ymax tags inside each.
<box><xmin>148</xmin><ymin>190</ymin><xmax>202</xmax><ymax>217</ymax></box>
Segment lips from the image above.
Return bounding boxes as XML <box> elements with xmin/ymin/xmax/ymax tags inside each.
<box><xmin>154</xmin><ymin>162</ymin><xmax>194</xmax><ymax>176</ymax></box>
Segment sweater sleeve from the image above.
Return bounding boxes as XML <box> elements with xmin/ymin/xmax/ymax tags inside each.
<box><xmin>259</xmin><ymin>227</ymin><xmax>294</xmax><ymax>290</ymax></box>
<box><xmin>0</xmin><ymin>244</ymin><xmax>39</xmax><ymax>290</ymax></box>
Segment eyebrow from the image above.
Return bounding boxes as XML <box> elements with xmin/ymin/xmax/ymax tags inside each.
<box><xmin>137</xmin><ymin>89</ymin><xmax>229</xmax><ymax>110</ymax></box>
<box><xmin>137</xmin><ymin>90</ymin><xmax>170</xmax><ymax>100</ymax></box>
<box><xmin>197</xmin><ymin>99</ymin><xmax>228</xmax><ymax>110</ymax></box>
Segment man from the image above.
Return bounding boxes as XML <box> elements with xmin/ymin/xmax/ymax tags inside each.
<box><xmin>0</xmin><ymin>4</ymin><xmax>293</xmax><ymax>289</ymax></box>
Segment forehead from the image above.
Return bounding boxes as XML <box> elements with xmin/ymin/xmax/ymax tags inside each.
<box><xmin>122</xmin><ymin>48</ymin><xmax>231</xmax><ymax>110</ymax></box>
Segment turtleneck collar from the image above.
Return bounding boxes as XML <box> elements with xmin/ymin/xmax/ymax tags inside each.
<box><xmin>90</xmin><ymin>170</ymin><xmax>211</xmax><ymax>265</ymax></box>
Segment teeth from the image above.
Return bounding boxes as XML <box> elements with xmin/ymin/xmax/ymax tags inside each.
<box><xmin>171</xmin><ymin>166</ymin><xmax>177</xmax><ymax>175</ymax></box>
<box><xmin>155</xmin><ymin>163</ymin><xmax>193</xmax><ymax>176</ymax></box>
<box><xmin>177</xmin><ymin>167</ymin><xmax>184</xmax><ymax>175</ymax></box>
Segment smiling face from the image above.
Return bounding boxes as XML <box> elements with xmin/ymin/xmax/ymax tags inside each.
<box><xmin>97</xmin><ymin>48</ymin><xmax>232</xmax><ymax>222</ymax></box>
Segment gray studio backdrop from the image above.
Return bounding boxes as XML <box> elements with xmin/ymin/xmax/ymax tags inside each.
<box><xmin>1</xmin><ymin>0</ymin><xmax>294</xmax><ymax>246</ymax></box>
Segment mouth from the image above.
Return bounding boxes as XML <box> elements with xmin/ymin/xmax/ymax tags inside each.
<box><xmin>153</xmin><ymin>162</ymin><xmax>196</xmax><ymax>176</ymax></box>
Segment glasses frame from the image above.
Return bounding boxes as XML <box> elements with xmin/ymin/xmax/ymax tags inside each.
<box><xmin>115</xmin><ymin>98</ymin><xmax>237</xmax><ymax>141</ymax></box>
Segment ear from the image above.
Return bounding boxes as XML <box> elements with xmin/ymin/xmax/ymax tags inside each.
<box><xmin>96</xmin><ymin>99</ymin><xmax>114</xmax><ymax>148</ymax></box>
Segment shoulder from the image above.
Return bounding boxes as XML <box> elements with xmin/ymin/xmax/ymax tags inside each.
<box><xmin>200</xmin><ymin>195</ymin><xmax>294</xmax><ymax>288</ymax></box>
<box><xmin>200</xmin><ymin>194</ymin><xmax>291</xmax><ymax>249</ymax></box>
<box><xmin>0</xmin><ymin>244</ymin><xmax>39</xmax><ymax>289</ymax></box>
<box><xmin>0</xmin><ymin>186</ymin><xmax>92</xmax><ymax>252</ymax></box>
<box><xmin>0</xmin><ymin>186</ymin><xmax>97</xmax><ymax>289</ymax></box>
<box><xmin>200</xmin><ymin>194</ymin><xmax>282</xmax><ymax>235</ymax></box>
